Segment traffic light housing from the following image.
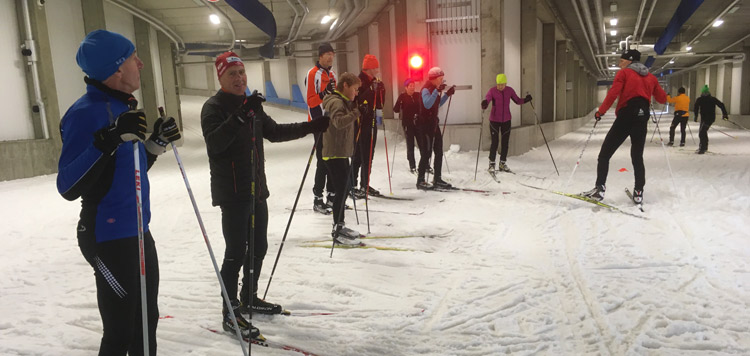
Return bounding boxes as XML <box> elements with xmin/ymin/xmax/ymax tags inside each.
<box><xmin>408</xmin><ymin>53</ymin><xmax>425</xmax><ymax>82</ymax></box>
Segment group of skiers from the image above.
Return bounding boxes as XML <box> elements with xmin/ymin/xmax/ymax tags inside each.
<box><xmin>55</xmin><ymin>29</ymin><xmax>735</xmax><ymax>354</ymax></box>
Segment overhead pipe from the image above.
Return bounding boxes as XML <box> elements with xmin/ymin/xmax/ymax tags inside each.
<box><xmin>20</xmin><ymin>0</ymin><xmax>48</xmax><ymax>139</ymax></box>
<box><xmin>639</xmin><ymin>0</ymin><xmax>658</xmax><ymax>42</ymax></box>
<box><xmin>333</xmin><ymin>0</ymin><xmax>367</xmax><ymax>41</ymax></box>
<box><xmin>200</xmin><ymin>0</ymin><xmax>236</xmax><ymax>51</ymax></box>
<box><xmin>281</xmin><ymin>0</ymin><xmax>301</xmax><ymax>45</ymax></box>
<box><xmin>578</xmin><ymin>0</ymin><xmax>605</xmax><ymax>77</ymax></box>
<box><xmin>107</xmin><ymin>0</ymin><xmax>185</xmax><ymax>52</ymax></box>
<box><xmin>324</xmin><ymin>0</ymin><xmax>352</xmax><ymax>41</ymax></box>
<box><xmin>686</xmin><ymin>0</ymin><xmax>740</xmax><ymax>47</ymax></box>
<box><xmin>541</xmin><ymin>0</ymin><xmax>601</xmax><ymax>78</ymax></box>
<box><xmin>571</xmin><ymin>0</ymin><xmax>605</xmax><ymax>77</ymax></box>
<box><xmin>632</xmin><ymin>0</ymin><xmax>648</xmax><ymax>43</ymax></box>
<box><xmin>592</xmin><ymin>0</ymin><xmax>610</xmax><ymax>77</ymax></box>
<box><xmin>597</xmin><ymin>51</ymin><xmax>745</xmax><ymax>58</ymax></box>
<box><xmin>291</xmin><ymin>0</ymin><xmax>310</xmax><ymax>42</ymax></box>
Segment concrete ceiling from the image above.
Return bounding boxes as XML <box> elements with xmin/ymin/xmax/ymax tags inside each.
<box><xmin>132</xmin><ymin>0</ymin><xmax>388</xmax><ymax>53</ymax></box>
<box><xmin>547</xmin><ymin>0</ymin><xmax>749</xmax><ymax>78</ymax></box>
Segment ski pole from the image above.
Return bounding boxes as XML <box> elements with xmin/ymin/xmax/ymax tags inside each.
<box><xmin>686</xmin><ymin>118</ymin><xmax>696</xmax><ymax>144</ymax></box>
<box><xmin>474</xmin><ymin>109</ymin><xmax>486</xmax><ymax>181</ymax></box>
<box><xmin>713</xmin><ymin>127</ymin><xmax>736</xmax><ymax>139</ymax></box>
<box><xmin>364</xmin><ymin>117</ymin><xmax>374</xmax><ymax>234</ymax></box>
<box><xmin>650</xmin><ymin>105</ymin><xmax>677</xmax><ymax>194</ymax></box>
<box><xmin>263</xmin><ymin>136</ymin><xmax>318</xmax><ymax>300</ymax></box>
<box><xmin>441</xmin><ymin>95</ymin><xmax>453</xmax><ymax>174</ymax></box>
<box><xmin>158</xmin><ymin>107</ymin><xmax>248</xmax><ymax>356</ymax></box>
<box><xmin>728</xmin><ymin>119</ymin><xmax>749</xmax><ymax>131</ymax></box>
<box><xmin>132</xmin><ymin>99</ymin><xmax>149</xmax><ymax>356</ymax></box>
<box><xmin>379</xmin><ymin>89</ymin><xmax>393</xmax><ymax>195</ymax></box>
<box><xmin>561</xmin><ymin>117</ymin><xmax>599</xmax><ymax>194</ymax></box>
<box><xmin>528</xmin><ymin>100</ymin><xmax>560</xmax><ymax>176</ymax></box>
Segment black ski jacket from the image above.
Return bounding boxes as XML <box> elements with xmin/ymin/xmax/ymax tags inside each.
<box><xmin>393</xmin><ymin>92</ymin><xmax>421</xmax><ymax>129</ymax></box>
<box><xmin>201</xmin><ymin>90</ymin><xmax>314</xmax><ymax>206</ymax></box>
<box><xmin>694</xmin><ymin>94</ymin><xmax>727</xmax><ymax>122</ymax></box>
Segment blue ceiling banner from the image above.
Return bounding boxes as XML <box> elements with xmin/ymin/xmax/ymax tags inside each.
<box><xmin>644</xmin><ymin>56</ymin><xmax>656</xmax><ymax>68</ymax></box>
<box><xmin>225</xmin><ymin>0</ymin><xmax>277</xmax><ymax>59</ymax></box>
<box><xmin>653</xmin><ymin>0</ymin><xmax>704</xmax><ymax>54</ymax></box>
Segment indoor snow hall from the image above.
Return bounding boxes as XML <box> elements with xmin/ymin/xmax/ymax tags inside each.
<box><xmin>1</xmin><ymin>0</ymin><xmax>749</xmax><ymax>355</ymax></box>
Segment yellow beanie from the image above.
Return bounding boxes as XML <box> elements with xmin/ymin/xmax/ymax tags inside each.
<box><xmin>496</xmin><ymin>73</ymin><xmax>507</xmax><ymax>84</ymax></box>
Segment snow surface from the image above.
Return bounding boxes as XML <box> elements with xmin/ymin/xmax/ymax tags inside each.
<box><xmin>1</xmin><ymin>95</ymin><xmax>749</xmax><ymax>356</ymax></box>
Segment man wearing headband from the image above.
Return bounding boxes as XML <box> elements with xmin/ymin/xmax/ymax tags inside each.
<box><xmin>201</xmin><ymin>51</ymin><xmax>329</xmax><ymax>340</ymax></box>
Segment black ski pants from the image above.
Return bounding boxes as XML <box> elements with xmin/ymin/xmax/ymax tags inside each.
<box><xmin>416</xmin><ymin>119</ymin><xmax>443</xmax><ymax>182</ymax></box>
<box><xmin>699</xmin><ymin>118</ymin><xmax>715</xmax><ymax>151</ymax></box>
<box><xmin>352</xmin><ymin>120</ymin><xmax>378</xmax><ymax>189</ymax></box>
<box><xmin>489</xmin><ymin>121</ymin><xmax>512</xmax><ymax>163</ymax></box>
<box><xmin>219</xmin><ymin>199</ymin><xmax>269</xmax><ymax>306</ymax></box>
<box><xmin>312</xmin><ymin>132</ymin><xmax>334</xmax><ymax>201</ymax></box>
<box><xmin>78</xmin><ymin>207</ymin><xmax>160</xmax><ymax>356</ymax></box>
<box><xmin>403</xmin><ymin>123</ymin><xmax>417</xmax><ymax>169</ymax></box>
<box><xmin>324</xmin><ymin>158</ymin><xmax>351</xmax><ymax>226</ymax></box>
<box><xmin>669</xmin><ymin>111</ymin><xmax>688</xmax><ymax>144</ymax></box>
<box><xmin>595</xmin><ymin>98</ymin><xmax>650</xmax><ymax>191</ymax></box>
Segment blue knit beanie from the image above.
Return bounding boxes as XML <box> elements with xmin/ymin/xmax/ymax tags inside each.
<box><xmin>404</xmin><ymin>78</ymin><xmax>414</xmax><ymax>87</ymax></box>
<box><xmin>76</xmin><ymin>30</ymin><xmax>135</xmax><ymax>81</ymax></box>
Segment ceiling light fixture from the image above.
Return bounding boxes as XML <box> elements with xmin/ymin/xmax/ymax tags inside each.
<box><xmin>329</xmin><ymin>18</ymin><xmax>339</xmax><ymax>30</ymax></box>
<box><xmin>321</xmin><ymin>15</ymin><xmax>332</xmax><ymax>24</ymax></box>
<box><xmin>669</xmin><ymin>59</ymin><xmax>675</xmax><ymax>64</ymax></box>
<box><xmin>209</xmin><ymin>14</ymin><xmax>220</xmax><ymax>25</ymax></box>
<box><xmin>728</xmin><ymin>6</ymin><xmax>740</xmax><ymax>14</ymax></box>
<box><xmin>712</xmin><ymin>19</ymin><xmax>724</xmax><ymax>27</ymax></box>
<box><xmin>686</xmin><ymin>46</ymin><xmax>692</xmax><ymax>51</ymax></box>
<box><xmin>610</xmin><ymin>30</ymin><xmax>617</xmax><ymax>36</ymax></box>
<box><xmin>610</xmin><ymin>18</ymin><xmax>618</xmax><ymax>26</ymax></box>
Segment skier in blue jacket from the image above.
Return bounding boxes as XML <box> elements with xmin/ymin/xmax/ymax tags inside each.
<box><xmin>57</xmin><ymin>30</ymin><xmax>181</xmax><ymax>356</ymax></box>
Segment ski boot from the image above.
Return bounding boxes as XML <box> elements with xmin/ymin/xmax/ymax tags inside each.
<box><xmin>363</xmin><ymin>186</ymin><xmax>381</xmax><ymax>196</ymax></box>
<box><xmin>679</xmin><ymin>142</ymin><xmax>685</xmax><ymax>147</ymax></box>
<box><xmin>667</xmin><ymin>141</ymin><xmax>674</xmax><ymax>146</ymax></box>
<box><xmin>332</xmin><ymin>223</ymin><xmax>361</xmax><ymax>245</ymax></box>
<box><xmin>696</xmin><ymin>149</ymin><xmax>706</xmax><ymax>154</ymax></box>
<box><xmin>223</xmin><ymin>299</ymin><xmax>261</xmax><ymax>340</ymax></box>
<box><xmin>581</xmin><ymin>185</ymin><xmax>606</xmax><ymax>201</ymax></box>
<box><xmin>488</xmin><ymin>161</ymin><xmax>495</xmax><ymax>173</ymax></box>
<box><xmin>313</xmin><ymin>197</ymin><xmax>332</xmax><ymax>214</ymax></box>
<box><xmin>427</xmin><ymin>167</ymin><xmax>434</xmax><ymax>175</ymax></box>
<box><xmin>409</xmin><ymin>167</ymin><xmax>418</xmax><ymax>175</ymax></box>
<box><xmin>497</xmin><ymin>161</ymin><xmax>512</xmax><ymax>173</ymax></box>
<box><xmin>632</xmin><ymin>189</ymin><xmax>643</xmax><ymax>204</ymax></box>
<box><xmin>432</xmin><ymin>178</ymin><xmax>453</xmax><ymax>189</ymax></box>
<box><xmin>350</xmin><ymin>188</ymin><xmax>367</xmax><ymax>200</ymax></box>
<box><xmin>250</xmin><ymin>294</ymin><xmax>283</xmax><ymax>315</ymax></box>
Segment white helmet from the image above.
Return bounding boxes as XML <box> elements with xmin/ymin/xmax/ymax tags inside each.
<box><xmin>427</xmin><ymin>67</ymin><xmax>444</xmax><ymax>80</ymax></box>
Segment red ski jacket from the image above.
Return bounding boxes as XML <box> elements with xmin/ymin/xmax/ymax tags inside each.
<box><xmin>598</xmin><ymin>63</ymin><xmax>667</xmax><ymax>116</ymax></box>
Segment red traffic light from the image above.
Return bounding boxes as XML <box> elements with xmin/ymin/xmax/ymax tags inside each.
<box><xmin>409</xmin><ymin>55</ymin><xmax>424</xmax><ymax>69</ymax></box>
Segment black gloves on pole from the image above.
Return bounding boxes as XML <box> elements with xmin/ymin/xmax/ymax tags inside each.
<box><xmin>524</xmin><ymin>94</ymin><xmax>532</xmax><ymax>103</ymax></box>
<box><xmin>236</xmin><ymin>91</ymin><xmax>266</xmax><ymax>124</ymax></box>
<box><xmin>481</xmin><ymin>99</ymin><xmax>489</xmax><ymax>110</ymax></box>
<box><xmin>94</xmin><ymin>110</ymin><xmax>148</xmax><ymax>155</ymax></box>
<box><xmin>446</xmin><ymin>85</ymin><xmax>456</xmax><ymax>96</ymax></box>
<box><xmin>308</xmin><ymin>115</ymin><xmax>330</xmax><ymax>133</ymax></box>
<box><xmin>145</xmin><ymin>117</ymin><xmax>182</xmax><ymax>155</ymax></box>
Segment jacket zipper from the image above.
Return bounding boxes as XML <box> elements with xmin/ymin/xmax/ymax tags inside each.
<box><xmin>231</xmin><ymin>161</ymin><xmax>238</xmax><ymax>193</ymax></box>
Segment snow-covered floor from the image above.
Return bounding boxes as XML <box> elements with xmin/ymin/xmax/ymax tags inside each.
<box><xmin>2</xmin><ymin>95</ymin><xmax>749</xmax><ymax>355</ymax></box>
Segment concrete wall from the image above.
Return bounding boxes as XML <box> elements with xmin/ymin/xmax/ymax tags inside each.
<box><xmin>0</xmin><ymin>0</ymin><xmax>35</xmax><ymax>141</ymax></box>
<box><xmin>504</xmin><ymin>0</ymin><xmax>522</xmax><ymax>127</ymax></box>
<box><xmin>269</xmin><ymin>59</ymin><xmax>291</xmax><ymax>100</ymax></box>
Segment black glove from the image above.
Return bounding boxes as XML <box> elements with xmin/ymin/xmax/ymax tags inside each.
<box><xmin>241</xmin><ymin>91</ymin><xmax>265</xmax><ymax>114</ymax></box>
<box><xmin>437</xmin><ymin>83</ymin><xmax>447</xmax><ymax>91</ymax></box>
<box><xmin>481</xmin><ymin>99</ymin><xmax>489</xmax><ymax>110</ymax></box>
<box><xmin>594</xmin><ymin>111</ymin><xmax>602</xmax><ymax>122</ymax></box>
<box><xmin>325</xmin><ymin>81</ymin><xmax>335</xmax><ymax>95</ymax></box>
<box><xmin>524</xmin><ymin>94</ymin><xmax>532</xmax><ymax>103</ymax></box>
<box><xmin>145</xmin><ymin>117</ymin><xmax>182</xmax><ymax>155</ymax></box>
<box><xmin>93</xmin><ymin>110</ymin><xmax>147</xmax><ymax>155</ymax></box>
<box><xmin>446</xmin><ymin>86</ymin><xmax>456</xmax><ymax>96</ymax></box>
<box><xmin>309</xmin><ymin>115</ymin><xmax>330</xmax><ymax>133</ymax></box>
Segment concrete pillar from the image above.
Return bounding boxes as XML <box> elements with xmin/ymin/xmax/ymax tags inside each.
<box><xmin>357</xmin><ymin>26</ymin><xmax>369</xmax><ymax>66</ymax></box>
<box><xmin>376</xmin><ymin>10</ymin><xmax>394</xmax><ymax>119</ymax></box>
<box><xmin>156</xmin><ymin>32</ymin><xmax>181</xmax><ymax>127</ymax></box>
<box><xmin>520</xmin><ymin>0</ymin><xmax>537</xmax><ymax>125</ymax></box>
<box><xmin>541</xmin><ymin>23</ymin><xmax>555</xmax><ymax>123</ymax></box>
<box><xmin>287</xmin><ymin>57</ymin><xmax>297</xmax><ymax>90</ymax></box>
<box><xmin>741</xmin><ymin>46</ymin><xmax>750</xmax><ymax>114</ymax></box>
<box><xmin>480</xmin><ymin>0</ymin><xmax>504</xmax><ymax>148</ymax></box>
<box><xmin>722</xmin><ymin>63</ymin><xmax>732</xmax><ymax>112</ymax></box>
<box><xmin>696</xmin><ymin>67</ymin><xmax>706</xmax><ymax>90</ymax></box>
<box><xmin>133</xmin><ymin>19</ymin><xmax>158</xmax><ymax>123</ymax></box>
<box><xmin>394</xmin><ymin>0</ymin><xmax>408</xmax><ymax>94</ymax></box>
<box><xmin>688</xmin><ymin>70</ymin><xmax>697</xmax><ymax>104</ymax></box>
<box><xmin>566</xmin><ymin>54</ymin><xmax>577</xmax><ymax>119</ymax></box>
<box><xmin>708</xmin><ymin>64</ymin><xmax>718</xmax><ymax>95</ymax></box>
<box><xmin>262</xmin><ymin>60</ymin><xmax>271</xmax><ymax>92</ymax></box>
<box><xmin>577</xmin><ymin>63</ymin><xmax>585</xmax><ymax>118</ymax></box>
<box><xmin>206</xmin><ymin>56</ymin><xmax>217</xmax><ymax>92</ymax></box>
<box><xmin>81</xmin><ymin>0</ymin><xmax>106</xmax><ymax>33</ymax></box>
<box><xmin>555</xmin><ymin>41</ymin><xmax>567</xmax><ymax>122</ymax></box>
<box><xmin>335</xmin><ymin>42</ymin><xmax>347</xmax><ymax>74</ymax></box>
